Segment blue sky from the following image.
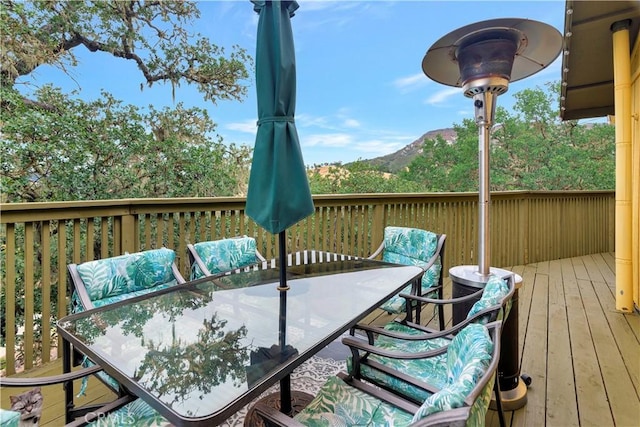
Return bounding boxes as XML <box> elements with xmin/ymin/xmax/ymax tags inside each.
<box><xmin>19</xmin><ymin>0</ymin><xmax>574</xmax><ymax>166</ymax></box>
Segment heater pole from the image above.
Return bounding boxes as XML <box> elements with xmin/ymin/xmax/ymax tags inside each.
<box><xmin>474</xmin><ymin>91</ymin><xmax>497</xmax><ymax>277</ymax></box>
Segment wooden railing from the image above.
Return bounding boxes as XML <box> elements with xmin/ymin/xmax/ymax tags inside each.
<box><xmin>0</xmin><ymin>190</ymin><xmax>614</xmax><ymax>375</ymax></box>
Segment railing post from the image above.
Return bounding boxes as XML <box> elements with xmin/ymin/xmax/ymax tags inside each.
<box><xmin>370</xmin><ymin>203</ymin><xmax>386</xmax><ymax>257</ymax></box>
<box><xmin>121</xmin><ymin>214</ymin><xmax>136</xmax><ymax>254</ymax></box>
<box><xmin>521</xmin><ymin>194</ymin><xmax>530</xmax><ymax>265</ymax></box>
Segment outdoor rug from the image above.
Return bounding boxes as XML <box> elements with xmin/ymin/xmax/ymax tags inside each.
<box><xmin>220</xmin><ymin>355</ymin><xmax>346</xmax><ymax>426</ymax></box>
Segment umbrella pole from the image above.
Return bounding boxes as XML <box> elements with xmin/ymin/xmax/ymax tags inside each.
<box><xmin>277</xmin><ymin>230</ymin><xmax>292</xmax><ymax>414</ymax></box>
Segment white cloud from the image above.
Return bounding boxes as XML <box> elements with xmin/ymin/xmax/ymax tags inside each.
<box><xmin>303</xmin><ymin>133</ymin><xmax>353</xmax><ymax>148</ymax></box>
<box><xmin>342</xmin><ymin>118</ymin><xmax>360</xmax><ymax>128</ymax></box>
<box><xmin>226</xmin><ymin>119</ymin><xmax>257</xmax><ymax>133</ymax></box>
<box><xmin>296</xmin><ymin>113</ymin><xmax>331</xmax><ymax>128</ymax></box>
<box><xmin>302</xmin><ymin>131</ymin><xmax>409</xmax><ymax>159</ymax></box>
<box><xmin>353</xmin><ymin>139</ymin><xmax>405</xmax><ymax>156</ymax></box>
<box><xmin>393</xmin><ymin>73</ymin><xmax>429</xmax><ymax>92</ymax></box>
<box><xmin>425</xmin><ymin>87</ymin><xmax>460</xmax><ymax>105</ymax></box>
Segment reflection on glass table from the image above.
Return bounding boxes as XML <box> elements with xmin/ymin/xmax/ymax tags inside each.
<box><xmin>58</xmin><ymin>251</ymin><xmax>423</xmax><ymax>426</ymax></box>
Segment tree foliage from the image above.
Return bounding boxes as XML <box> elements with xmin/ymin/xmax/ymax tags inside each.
<box><xmin>401</xmin><ymin>82</ymin><xmax>615</xmax><ymax>192</ymax></box>
<box><xmin>0</xmin><ymin>85</ymin><xmax>252</xmax><ymax>202</ymax></box>
<box><xmin>1</xmin><ymin>0</ymin><xmax>251</xmax><ymax>105</ymax></box>
<box><xmin>308</xmin><ymin>160</ymin><xmax>422</xmax><ymax>194</ymax></box>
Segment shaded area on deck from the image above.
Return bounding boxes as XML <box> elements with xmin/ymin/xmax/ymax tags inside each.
<box><xmin>2</xmin><ymin>253</ymin><xmax>638</xmax><ymax>426</ymax></box>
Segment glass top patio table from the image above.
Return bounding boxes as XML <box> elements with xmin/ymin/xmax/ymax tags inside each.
<box><xmin>57</xmin><ymin>251</ymin><xmax>423</xmax><ymax>426</ymax></box>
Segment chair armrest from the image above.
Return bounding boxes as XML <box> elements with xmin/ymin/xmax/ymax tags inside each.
<box><xmin>0</xmin><ymin>365</ymin><xmax>103</xmax><ymax>387</ymax></box>
<box><xmin>342</xmin><ymin>336</ymin><xmax>449</xmax><ymax>360</ymax></box>
<box><xmin>252</xmin><ymin>402</ymin><xmax>306</xmax><ymax>427</ymax></box>
<box><xmin>172</xmin><ymin>262</ymin><xmax>186</xmax><ymax>284</ymax></box>
<box><xmin>67</xmin><ymin>264</ymin><xmax>95</xmax><ymax>310</ymax></box>
<box><xmin>351</xmin><ymin>323</ymin><xmax>441</xmax><ymax>342</ymax></box>
<box><xmin>255</xmin><ymin>250</ymin><xmax>267</xmax><ymax>262</ymax></box>
<box><xmin>398</xmin><ymin>286</ymin><xmax>484</xmax><ymax>307</ymax></box>
<box><xmin>367</xmin><ymin>241</ymin><xmax>385</xmax><ymax>259</ymax></box>
<box><xmin>187</xmin><ymin>243</ymin><xmax>213</xmax><ymax>277</ymax></box>
<box><xmin>394</xmin><ymin>302</ymin><xmax>504</xmax><ymax>340</ymax></box>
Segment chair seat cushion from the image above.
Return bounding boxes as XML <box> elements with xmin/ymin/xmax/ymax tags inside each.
<box><xmin>347</xmin><ymin>322</ymin><xmax>450</xmax><ymax>402</ymax></box>
<box><xmin>294</xmin><ymin>376</ymin><xmax>413</xmax><ymax>427</ymax></box>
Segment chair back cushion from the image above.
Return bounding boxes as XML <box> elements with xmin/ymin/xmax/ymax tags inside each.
<box><xmin>75</xmin><ymin>248</ymin><xmax>179</xmax><ymax>308</ymax></box>
<box><xmin>380</xmin><ymin>226</ymin><xmax>442</xmax><ymax>313</ymax></box>
<box><xmin>412</xmin><ymin>323</ymin><xmax>493</xmax><ymax>423</ymax></box>
<box><xmin>191</xmin><ymin>237</ymin><xmax>259</xmax><ymax>279</ymax></box>
<box><xmin>466</xmin><ymin>275</ymin><xmax>510</xmax><ymax>321</ymax></box>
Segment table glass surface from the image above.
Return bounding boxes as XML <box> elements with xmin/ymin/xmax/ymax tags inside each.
<box><xmin>57</xmin><ymin>255</ymin><xmax>422</xmax><ymax>425</ymax></box>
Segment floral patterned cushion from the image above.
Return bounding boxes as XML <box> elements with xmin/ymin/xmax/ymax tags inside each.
<box><xmin>294</xmin><ymin>375</ymin><xmax>414</xmax><ymax>427</ymax></box>
<box><xmin>75</xmin><ymin>248</ymin><xmax>179</xmax><ymax>307</ymax></box>
<box><xmin>348</xmin><ymin>275</ymin><xmax>509</xmax><ymax>403</ymax></box>
<box><xmin>467</xmin><ymin>275</ymin><xmax>510</xmax><ymax>322</ymax></box>
<box><xmin>0</xmin><ymin>409</ymin><xmax>20</xmax><ymax>427</ymax></box>
<box><xmin>347</xmin><ymin>319</ymin><xmax>450</xmax><ymax>403</ymax></box>
<box><xmin>87</xmin><ymin>398</ymin><xmax>171</xmax><ymax>426</ymax></box>
<box><xmin>190</xmin><ymin>237</ymin><xmax>260</xmax><ymax>280</ymax></box>
<box><xmin>411</xmin><ymin>323</ymin><xmax>493</xmax><ymax>425</ymax></box>
<box><xmin>379</xmin><ymin>227</ymin><xmax>442</xmax><ymax>314</ymax></box>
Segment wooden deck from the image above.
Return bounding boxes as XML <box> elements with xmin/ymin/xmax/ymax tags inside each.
<box><xmin>2</xmin><ymin>253</ymin><xmax>638</xmax><ymax>426</ymax></box>
<box><xmin>361</xmin><ymin>252</ymin><xmax>639</xmax><ymax>427</ymax></box>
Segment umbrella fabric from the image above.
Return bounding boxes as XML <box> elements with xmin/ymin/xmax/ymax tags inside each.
<box><xmin>246</xmin><ymin>0</ymin><xmax>314</xmax><ymax>235</ymax></box>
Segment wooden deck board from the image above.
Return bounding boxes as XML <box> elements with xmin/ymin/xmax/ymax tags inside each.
<box><xmin>512</xmin><ymin>265</ymin><xmax>549</xmax><ymax>427</ymax></box>
<box><xmin>2</xmin><ymin>253</ymin><xmax>638</xmax><ymax>427</ymax></box>
<box><xmin>546</xmin><ymin>259</ymin><xmax>580</xmax><ymax>426</ymax></box>
<box><xmin>566</xmin><ymin>261</ymin><xmax>615</xmax><ymax>426</ymax></box>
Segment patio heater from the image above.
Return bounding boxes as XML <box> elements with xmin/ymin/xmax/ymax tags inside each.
<box><xmin>422</xmin><ymin>18</ymin><xmax>561</xmax><ymax>410</ymax></box>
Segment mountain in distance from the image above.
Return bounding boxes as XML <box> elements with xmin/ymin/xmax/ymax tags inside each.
<box><xmin>354</xmin><ymin>128</ymin><xmax>457</xmax><ymax>174</ymax></box>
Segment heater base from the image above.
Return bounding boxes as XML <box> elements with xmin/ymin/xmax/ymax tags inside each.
<box><xmin>490</xmin><ymin>380</ymin><xmax>528</xmax><ymax>411</ymax></box>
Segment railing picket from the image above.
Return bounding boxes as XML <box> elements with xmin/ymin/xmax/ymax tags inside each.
<box><xmin>41</xmin><ymin>221</ymin><xmax>51</xmax><ymax>364</ymax></box>
<box><xmin>56</xmin><ymin>222</ymin><xmax>67</xmax><ymax>357</ymax></box>
<box><xmin>4</xmin><ymin>224</ymin><xmax>17</xmax><ymax>375</ymax></box>
<box><xmin>24</xmin><ymin>222</ymin><xmax>34</xmax><ymax>370</ymax></box>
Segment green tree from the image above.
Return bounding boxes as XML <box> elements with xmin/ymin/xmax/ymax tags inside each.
<box><xmin>0</xmin><ymin>86</ymin><xmax>251</xmax><ymax>202</ymax></box>
<box><xmin>403</xmin><ymin>82</ymin><xmax>614</xmax><ymax>191</ymax></box>
<box><xmin>1</xmin><ymin>0</ymin><xmax>251</xmax><ymax>104</ymax></box>
<box><xmin>309</xmin><ymin>161</ymin><xmax>422</xmax><ymax>194</ymax></box>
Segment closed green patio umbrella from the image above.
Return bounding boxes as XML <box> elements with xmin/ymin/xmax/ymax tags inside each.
<box><xmin>245</xmin><ymin>0</ymin><xmax>314</xmax><ymax>415</ymax></box>
<box><xmin>246</xmin><ymin>0</ymin><xmax>313</xmax><ymax>235</ymax></box>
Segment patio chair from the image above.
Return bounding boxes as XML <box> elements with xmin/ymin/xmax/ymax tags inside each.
<box><xmin>0</xmin><ymin>363</ymin><xmax>113</xmax><ymax>425</ymax></box>
<box><xmin>370</xmin><ymin>226</ymin><xmax>446</xmax><ymax>328</ymax></box>
<box><xmin>68</xmin><ymin>247</ymin><xmax>186</xmax><ymax>311</ymax></box>
<box><xmin>343</xmin><ymin>274</ymin><xmax>514</xmax><ymax>427</ymax></box>
<box><xmin>187</xmin><ymin>235</ymin><xmax>266</xmax><ymax>280</ymax></box>
<box><xmin>65</xmin><ymin>247</ymin><xmax>186</xmax><ymax>425</ymax></box>
<box><xmin>253</xmin><ymin>322</ymin><xmax>502</xmax><ymax>427</ymax></box>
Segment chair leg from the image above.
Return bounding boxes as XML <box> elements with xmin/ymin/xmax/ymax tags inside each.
<box><xmin>438</xmin><ymin>286</ymin><xmax>445</xmax><ymax>330</ymax></box>
<box><xmin>493</xmin><ymin>375</ymin><xmax>506</xmax><ymax>427</ymax></box>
